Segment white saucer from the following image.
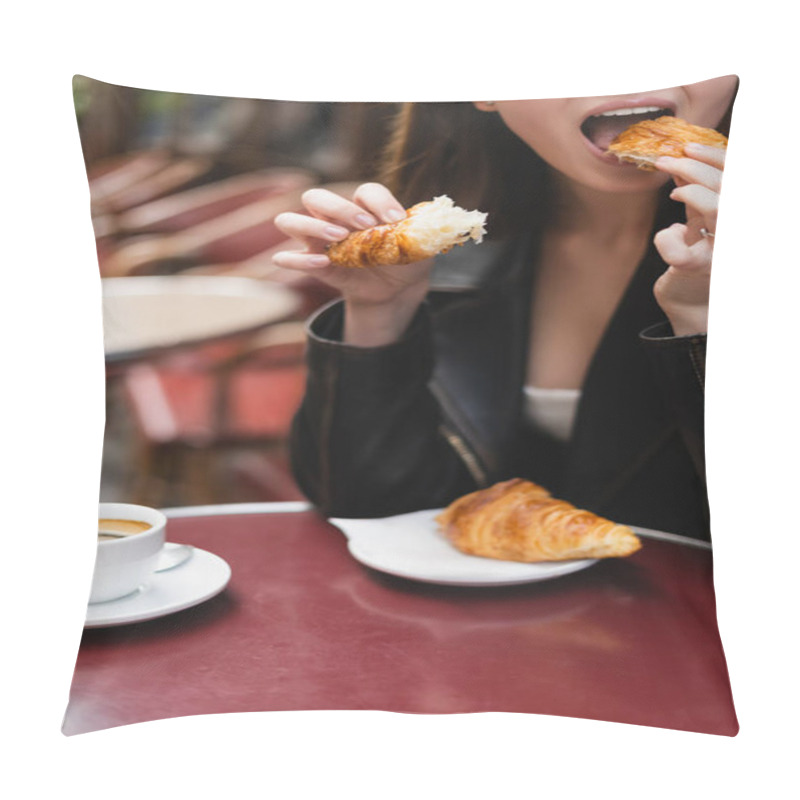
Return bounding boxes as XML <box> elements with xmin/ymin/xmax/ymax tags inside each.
<box><xmin>84</xmin><ymin>546</ymin><xmax>231</xmax><ymax>628</ymax></box>
<box><xmin>330</xmin><ymin>509</ymin><xmax>597</xmax><ymax>587</ymax></box>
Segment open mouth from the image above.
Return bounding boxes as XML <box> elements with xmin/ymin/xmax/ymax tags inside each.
<box><xmin>581</xmin><ymin>105</ymin><xmax>675</xmax><ymax>153</ymax></box>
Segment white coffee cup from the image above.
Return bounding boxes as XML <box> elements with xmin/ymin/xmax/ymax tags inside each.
<box><xmin>90</xmin><ymin>502</ymin><xmax>167</xmax><ymax>604</ymax></box>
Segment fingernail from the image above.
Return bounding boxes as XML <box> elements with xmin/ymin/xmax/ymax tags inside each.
<box><xmin>384</xmin><ymin>208</ymin><xmax>406</xmax><ymax>223</ymax></box>
<box><xmin>309</xmin><ymin>255</ymin><xmax>330</xmax><ymax>267</ymax></box>
<box><xmin>323</xmin><ymin>225</ymin><xmax>349</xmax><ymax>240</ymax></box>
<box><xmin>355</xmin><ymin>213</ymin><xmax>378</xmax><ymax>229</ymax></box>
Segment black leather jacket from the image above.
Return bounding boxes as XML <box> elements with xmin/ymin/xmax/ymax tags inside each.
<box><xmin>289</xmin><ymin>198</ymin><xmax>711</xmax><ymax>540</ymax></box>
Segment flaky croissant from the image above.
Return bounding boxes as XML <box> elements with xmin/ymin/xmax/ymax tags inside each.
<box><xmin>325</xmin><ymin>195</ymin><xmax>487</xmax><ymax>268</ymax></box>
<box><xmin>436</xmin><ymin>478</ymin><xmax>642</xmax><ymax>562</ymax></box>
<box><xmin>607</xmin><ymin>115</ymin><xmax>728</xmax><ymax>171</ymax></box>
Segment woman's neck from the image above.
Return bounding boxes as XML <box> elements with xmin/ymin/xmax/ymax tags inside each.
<box><xmin>525</xmin><ymin>173</ymin><xmax>664</xmax><ymax>391</ymax></box>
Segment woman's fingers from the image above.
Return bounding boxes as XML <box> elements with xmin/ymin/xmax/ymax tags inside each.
<box><xmin>654</xmin><ymin>144</ymin><xmax>725</xmax><ymax>239</ymax></box>
<box><xmin>654</xmin><ymin>222</ymin><xmax>712</xmax><ymax>271</ymax></box>
<box><xmin>272</xmin><ymin>249</ymin><xmax>331</xmax><ymax>270</ymax></box>
<box><xmin>299</xmin><ymin>182</ymin><xmax>406</xmax><ymax>229</ymax></box>
<box><xmin>654</xmin><ymin>155</ymin><xmax>723</xmax><ymax>193</ymax></box>
<box><xmin>684</xmin><ymin>142</ymin><xmax>726</xmax><ymax>169</ymax></box>
<box><xmin>300</xmin><ymin>187</ymin><xmax>380</xmax><ymax>229</ymax></box>
<box><xmin>351</xmin><ymin>182</ymin><xmax>407</xmax><ymax>224</ymax></box>
<box><xmin>271</xmin><ymin>211</ymin><xmax>344</xmax><ymax>269</ymax></box>
<box><xmin>652</xmin><ymin>146</ymin><xmax>724</xmax><ymax>335</ymax></box>
<box><xmin>668</xmin><ymin>184</ymin><xmax>719</xmax><ymax>230</ymax></box>
<box><xmin>274</xmin><ymin>211</ymin><xmax>350</xmax><ymax>248</ymax></box>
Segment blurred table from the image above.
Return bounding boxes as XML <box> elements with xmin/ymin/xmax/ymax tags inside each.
<box><xmin>63</xmin><ymin>504</ymin><xmax>738</xmax><ymax>736</ymax></box>
<box><xmin>102</xmin><ymin>276</ymin><xmax>301</xmax><ymax>366</ymax></box>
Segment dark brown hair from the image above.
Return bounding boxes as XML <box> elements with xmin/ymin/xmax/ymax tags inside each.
<box><xmin>378</xmin><ymin>102</ymin><xmax>552</xmax><ymax>240</ymax></box>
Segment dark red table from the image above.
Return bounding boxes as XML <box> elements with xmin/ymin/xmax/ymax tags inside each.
<box><xmin>63</xmin><ymin>504</ymin><xmax>738</xmax><ymax>736</ymax></box>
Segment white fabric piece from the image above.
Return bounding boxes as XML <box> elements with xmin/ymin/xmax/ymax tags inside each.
<box><xmin>523</xmin><ymin>385</ymin><xmax>582</xmax><ymax>442</ymax></box>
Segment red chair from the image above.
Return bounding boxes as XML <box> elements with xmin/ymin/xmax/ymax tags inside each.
<box><xmin>99</xmin><ymin>187</ymin><xmax>311</xmax><ymax>277</ymax></box>
<box><xmin>88</xmin><ymin>149</ymin><xmax>214</xmax><ymax>267</ymax></box>
<box><xmin>87</xmin><ymin>150</ymin><xmax>174</xmax><ymax>208</ymax></box>
<box><xmin>120</xmin><ymin>322</ymin><xmax>309</xmax><ymax>507</ymax></box>
<box><xmin>113</xmin><ymin>167</ymin><xmax>316</xmax><ymax>235</ymax></box>
<box><xmin>94</xmin><ymin>156</ymin><xmax>213</xmax><ymax>215</ymax></box>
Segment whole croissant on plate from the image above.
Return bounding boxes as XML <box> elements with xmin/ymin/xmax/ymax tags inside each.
<box><xmin>436</xmin><ymin>478</ymin><xmax>642</xmax><ymax>562</ymax></box>
<box><xmin>325</xmin><ymin>195</ymin><xmax>487</xmax><ymax>268</ymax></box>
<box><xmin>607</xmin><ymin>115</ymin><xmax>728</xmax><ymax>171</ymax></box>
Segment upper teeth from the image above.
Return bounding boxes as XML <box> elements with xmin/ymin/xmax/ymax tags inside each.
<box><xmin>597</xmin><ymin>106</ymin><xmax>665</xmax><ymax>117</ymax></box>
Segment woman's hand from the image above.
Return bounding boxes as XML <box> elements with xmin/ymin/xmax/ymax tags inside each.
<box><xmin>273</xmin><ymin>182</ymin><xmax>435</xmax><ymax>346</ymax></box>
<box><xmin>651</xmin><ymin>143</ymin><xmax>726</xmax><ymax>336</ymax></box>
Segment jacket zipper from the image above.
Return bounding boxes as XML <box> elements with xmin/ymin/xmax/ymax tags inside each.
<box><xmin>431</xmin><ymin>376</ymin><xmax>491</xmax><ymax>487</ymax></box>
<box><xmin>439</xmin><ymin>423</ymin><xmax>489</xmax><ymax>487</ymax></box>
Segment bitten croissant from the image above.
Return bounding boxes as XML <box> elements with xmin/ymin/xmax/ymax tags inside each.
<box><xmin>325</xmin><ymin>195</ymin><xmax>487</xmax><ymax>268</ymax></box>
<box><xmin>607</xmin><ymin>115</ymin><xmax>728</xmax><ymax>171</ymax></box>
<box><xmin>436</xmin><ymin>478</ymin><xmax>642</xmax><ymax>562</ymax></box>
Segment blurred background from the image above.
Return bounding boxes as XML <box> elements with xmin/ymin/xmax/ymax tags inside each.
<box><xmin>75</xmin><ymin>76</ymin><xmax>401</xmax><ymax>508</ymax></box>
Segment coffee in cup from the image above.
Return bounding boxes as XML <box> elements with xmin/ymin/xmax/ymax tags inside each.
<box><xmin>90</xmin><ymin>503</ymin><xmax>167</xmax><ymax>603</ymax></box>
<box><xmin>98</xmin><ymin>518</ymin><xmax>152</xmax><ymax>541</ymax></box>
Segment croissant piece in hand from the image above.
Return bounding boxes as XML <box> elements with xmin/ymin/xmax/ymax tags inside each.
<box><xmin>325</xmin><ymin>195</ymin><xmax>487</xmax><ymax>268</ymax></box>
<box><xmin>607</xmin><ymin>115</ymin><xmax>728</xmax><ymax>171</ymax></box>
<box><xmin>436</xmin><ymin>478</ymin><xmax>642</xmax><ymax>562</ymax></box>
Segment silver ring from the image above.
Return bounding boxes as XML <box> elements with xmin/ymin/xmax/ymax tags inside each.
<box><xmin>700</xmin><ymin>228</ymin><xmax>715</xmax><ymax>239</ymax></box>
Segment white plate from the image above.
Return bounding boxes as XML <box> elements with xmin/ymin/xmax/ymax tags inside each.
<box><xmin>84</xmin><ymin>546</ymin><xmax>231</xmax><ymax>628</ymax></box>
<box><xmin>330</xmin><ymin>509</ymin><xmax>597</xmax><ymax>587</ymax></box>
